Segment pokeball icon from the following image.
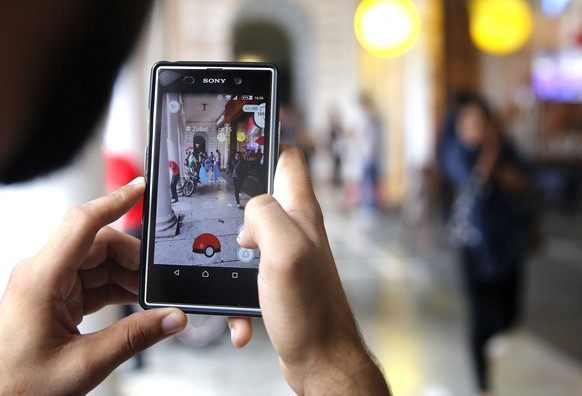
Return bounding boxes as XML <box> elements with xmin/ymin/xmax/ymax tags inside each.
<box><xmin>192</xmin><ymin>233</ymin><xmax>222</xmax><ymax>258</ymax></box>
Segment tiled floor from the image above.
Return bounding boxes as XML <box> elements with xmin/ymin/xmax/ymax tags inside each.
<box><xmin>115</xmin><ymin>184</ymin><xmax>582</xmax><ymax>396</ymax></box>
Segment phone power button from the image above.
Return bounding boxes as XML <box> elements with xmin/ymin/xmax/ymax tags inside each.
<box><xmin>144</xmin><ymin>146</ymin><xmax>149</xmax><ymax>182</ymax></box>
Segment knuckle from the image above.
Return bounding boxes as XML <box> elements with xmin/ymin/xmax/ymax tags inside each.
<box><xmin>249</xmin><ymin>193</ymin><xmax>276</xmax><ymax>206</ymax></box>
<box><xmin>125</xmin><ymin>318</ymin><xmax>150</xmax><ymax>354</ymax></box>
<box><xmin>108</xmin><ymin>188</ymin><xmax>127</xmax><ymax>204</ymax></box>
<box><xmin>8</xmin><ymin>259</ymin><xmax>33</xmax><ymax>288</ymax></box>
<box><xmin>96</xmin><ymin>225</ymin><xmax>113</xmax><ymax>237</ymax></box>
<box><xmin>93</xmin><ymin>226</ymin><xmax>110</xmax><ymax>245</ymax></box>
<box><xmin>11</xmin><ymin>259</ymin><xmax>29</xmax><ymax>277</ymax></box>
<box><xmin>63</xmin><ymin>203</ymin><xmax>95</xmax><ymax>230</ymax></box>
<box><xmin>95</xmin><ymin>226</ymin><xmax>119</xmax><ymax>247</ymax></box>
<box><xmin>245</xmin><ymin>194</ymin><xmax>277</xmax><ymax>216</ymax></box>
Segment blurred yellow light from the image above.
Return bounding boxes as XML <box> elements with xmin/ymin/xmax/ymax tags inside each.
<box><xmin>237</xmin><ymin>132</ymin><xmax>246</xmax><ymax>142</ymax></box>
<box><xmin>354</xmin><ymin>0</ymin><xmax>421</xmax><ymax>58</ymax></box>
<box><xmin>470</xmin><ymin>0</ymin><xmax>533</xmax><ymax>55</ymax></box>
<box><xmin>237</xmin><ymin>53</ymin><xmax>265</xmax><ymax>63</ymax></box>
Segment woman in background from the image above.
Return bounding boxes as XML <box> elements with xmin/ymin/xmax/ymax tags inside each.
<box><xmin>438</xmin><ymin>93</ymin><xmax>538</xmax><ymax>396</ymax></box>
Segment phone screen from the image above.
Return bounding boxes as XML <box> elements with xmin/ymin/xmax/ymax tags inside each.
<box><xmin>141</xmin><ymin>63</ymin><xmax>278</xmax><ymax>316</ymax></box>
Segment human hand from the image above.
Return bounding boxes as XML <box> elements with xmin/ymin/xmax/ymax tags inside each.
<box><xmin>0</xmin><ymin>177</ymin><xmax>187</xmax><ymax>395</ymax></box>
<box><xmin>476</xmin><ymin>123</ymin><xmax>501</xmax><ymax>178</ymax></box>
<box><xmin>495</xmin><ymin>164</ymin><xmax>529</xmax><ymax>193</ymax></box>
<box><xmin>230</xmin><ymin>146</ymin><xmax>390</xmax><ymax>395</ymax></box>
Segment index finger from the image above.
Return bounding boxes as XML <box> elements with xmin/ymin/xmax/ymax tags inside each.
<box><xmin>34</xmin><ymin>177</ymin><xmax>145</xmax><ymax>286</ymax></box>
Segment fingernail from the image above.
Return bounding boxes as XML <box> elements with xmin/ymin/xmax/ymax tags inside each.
<box><xmin>128</xmin><ymin>176</ymin><xmax>145</xmax><ymax>186</ymax></box>
<box><xmin>162</xmin><ymin>311</ymin><xmax>183</xmax><ymax>335</ymax></box>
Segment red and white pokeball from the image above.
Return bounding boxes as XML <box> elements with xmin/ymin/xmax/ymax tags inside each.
<box><xmin>192</xmin><ymin>233</ymin><xmax>222</xmax><ymax>264</ymax></box>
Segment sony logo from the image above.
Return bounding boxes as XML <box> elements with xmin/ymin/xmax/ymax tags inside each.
<box><xmin>202</xmin><ymin>78</ymin><xmax>226</xmax><ymax>84</ymax></box>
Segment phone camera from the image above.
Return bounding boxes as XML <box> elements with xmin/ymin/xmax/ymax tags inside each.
<box><xmin>234</xmin><ymin>77</ymin><xmax>243</xmax><ymax>85</ymax></box>
<box><xmin>183</xmin><ymin>76</ymin><xmax>195</xmax><ymax>84</ymax></box>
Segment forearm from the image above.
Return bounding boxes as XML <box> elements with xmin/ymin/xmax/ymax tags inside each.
<box><xmin>475</xmin><ymin>134</ymin><xmax>500</xmax><ymax>180</ymax></box>
<box><xmin>300</xmin><ymin>344</ymin><xmax>391</xmax><ymax>396</ymax></box>
<box><xmin>475</xmin><ymin>151</ymin><xmax>497</xmax><ymax>181</ymax></box>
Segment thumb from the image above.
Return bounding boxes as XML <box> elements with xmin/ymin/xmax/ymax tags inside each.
<box><xmin>81</xmin><ymin>308</ymin><xmax>187</xmax><ymax>379</ymax></box>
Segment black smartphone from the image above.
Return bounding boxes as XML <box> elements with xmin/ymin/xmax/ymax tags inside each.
<box><xmin>140</xmin><ymin>61</ymin><xmax>279</xmax><ymax>317</ymax></box>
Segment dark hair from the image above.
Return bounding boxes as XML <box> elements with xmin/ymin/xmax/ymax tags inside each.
<box><xmin>450</xmin><ymin>91</ymin><xmax>493</xmax><ymax>121</ymax></box>
<box><xmin>2</xmin><ymin>1</ymin><xmax>153</xmax><ymax>183</ymax></box>
<box><xmin>440</xmin><ymin>90</ymin><xmax>511</xmax><ymax>156</ymax></box>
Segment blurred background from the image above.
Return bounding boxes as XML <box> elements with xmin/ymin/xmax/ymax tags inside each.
<box><xmin>2</xmin><ymin>0</ymin><xmax>582</xmax><ymax>395</ymax></box>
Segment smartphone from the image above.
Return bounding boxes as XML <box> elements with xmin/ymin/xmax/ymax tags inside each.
<box><xmin>140</xmin><ymin>61</ymin><xmax>279</xmax><ymax>317</ymax></box>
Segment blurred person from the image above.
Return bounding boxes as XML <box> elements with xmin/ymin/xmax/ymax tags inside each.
<box><xmin>438</xmin><ymin>92</ymin><xmax>539</xmax><ymax>396</ymax></box>
<box><xmin>344</xmin><ymin>94</ymin><xmax>384</xmax><ymax>210</ymax></box>
<box><xmin>226</xmin><ymin>151</ymin><xmax>248</xmax><ymax>208</ymax></box>
<box><xmin>279</xmin><ymin>103</ymin><xmax>316</xmax><ymax>171</ymax></box>
<box><xmin>279</xmin><ymin>104</ymin><xmax>300</xmax><ymax>146</ymax></box>
<box><xmin>400</xmin><ymin>164</ymin><xmax>440</xmax><ymax>252</ymax></box>
<box><xmin>296</xmin><ymin>127</ymin><xmax>317</xmax><ymax>172</ymax></box>
<box><xmin>204</xmin><ymin>152</ymin><xmax>212</xmax><ymax>172</ymax></box>
<box><xmin>358</xmin><ymin>94</ymin><xmax>383</xmax><ymax>209</ymax></box>
<box><xmin>184</xmin><ymin>148</ymin><xmax>201</xmax><ymax>190</ymax></box>
<box><xmin>213</xmin><ymin>153</ymin><xmax>220</xmax><ymax>183</ymax></box>
<box><xmin>327</xmin><ymin>109</ymin><xmax>344</xmax><ymax>186</ymax></box>
<box><xmin>0</xmin><ymin>1</ymin><xmax>390</xmax><ymax>394</ymax></box>
<box><xmin>168</xmin><ymin>159</ymin><xmax>180</xmax><ymax>203</ymax></box>
<box><xmin>198</xmin><ymin>152</ymin><xmax>209</xmax><ymax>185</ymax></box>
<box><xmin>215</xmin><ymin>149</ymin><xmax>222</xmax><ymax>169</ymax></box>
<box><xmin>255</xmin><ymin>147</ymin><xmax>268</xmax><ymax>193</ymax></box>
<box><xmin>208</xmin><ymin>151</ymin><xmax>215</xmax><ymax>181</ymax></box>
<box><xmin>186</xmin><ymin>148</ymin><xmax>197</xmax><ymax>169</ymax></box>
<box><xmin>256</xmin><ymin>148</ymin><xmax>264</xmax><ymax>164</ymax></box>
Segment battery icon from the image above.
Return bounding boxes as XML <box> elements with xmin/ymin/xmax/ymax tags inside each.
<box><xmin>241</xmin><ymin>95</ymin><xmax>253</xmax><ymax>100</ymax></box>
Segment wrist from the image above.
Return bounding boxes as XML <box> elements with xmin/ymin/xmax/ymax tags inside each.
<box><xmin>299</xmin><ymin>341</ymin><xmax>390</xmax><ymax>396</ymax></box>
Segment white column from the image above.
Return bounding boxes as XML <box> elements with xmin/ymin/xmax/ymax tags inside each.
<box><xmin>155</xmin><ymin>94</ymin><xmax>178</xmax><ymax>237</ymax></box>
